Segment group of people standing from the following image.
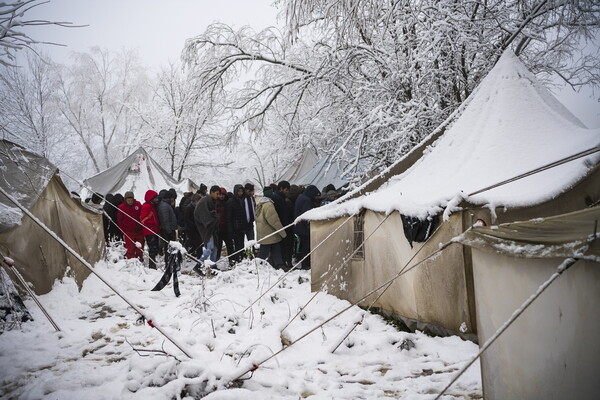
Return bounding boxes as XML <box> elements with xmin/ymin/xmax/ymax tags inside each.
<box><xmin>99</xmin><ymin>180</ymin><xmax>341</xmax><ymax>273</ymax></box>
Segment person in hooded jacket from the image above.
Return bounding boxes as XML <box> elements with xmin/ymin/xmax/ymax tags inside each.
<box><xmin>184</xmin><ymin>193</ymin><xmax>203</xmax><ymax>259</ymax></box>
<box><xmin>294</xmin><ymin>185</ymin><xmax>320</xmax><ymax>269</ymax></box>
<box><xmin>141</xmin><ymin>190</ymin><xmax>161</xmax><ymax>269</ymax></box>
<box><xmin>158</xmin><ymin>190</ymin><xmax>178</xmax><ymax>265</ymax></box>
<box><xmin>256</xmin><ymin>187</ymin><xmax>287</xmax><ymax>269</ymax></box>
<box><xmin>118</xmin><ymin>191</ymin><xmax>144</xmax><ymax>261</ymax></box>
<box><xmin>194</xmin><ymin>185</ymin><xmax>220</xmax><ymax>270</ymax></box>
<box><xmin>226</xmin><ymin>184</ymin><xmax>250</xmax><ymax>263</ymax></box>
<box><xmin>273</xmin><ymin>181</ymin><xmax>294</xmax><ymax>269</ymax></box>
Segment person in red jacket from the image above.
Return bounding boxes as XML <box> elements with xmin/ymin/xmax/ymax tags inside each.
<box><xmin>118</xmin><ymin>191</ymin><xmax>144</xmax><ymax>261</ymax></box>
<box><xmin>140</xmin><ymin>189</ymin><xmax>161</xmax><ymax>269</ymax></box>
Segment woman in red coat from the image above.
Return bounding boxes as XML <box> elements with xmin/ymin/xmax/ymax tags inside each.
<box><xmin>118</xmin><ymin>191</ymin><xmax>144</xmax><ymax>261</ymax></box>
<box><xmin>140</xmin><ymin>190</ymin><xmax>160</xmax><ymax>269</ymax></box>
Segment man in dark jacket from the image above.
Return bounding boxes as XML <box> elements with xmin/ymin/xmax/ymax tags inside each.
<box><xmin>273</xmin><ymin>181</ymin><xmax>294</xmax><ymax>269</ymax></box>
<box><xmin>294</xmin><ymin>185</ymin><xmax>320</xmax><ymax>269</ymax></box>
<box><xmin>184</xmin><ymin>193</ymin><xmax>202</xmax><ymax>258</ymax></box>
<box><xmin>103</xmin><ymin>193</ymin><xmax>123</xmax><ymax>244</ymax></box>
<box><xmin>194</xmin><ymin>185</ymin><xmax>220</xmax><ymax>268</ymax></box>
<box><xmin>158</xmin><ymin>190</ymin><xmax>178</xmax><ymax>265</ymax></box>
<box><xmin>244</xmin><ymin>183</ymin><xmax>256</xmax><ymax>241</ymax></box>
<box><xmin>226</xmin><ymin>184</ymin><xmax>250</xmax><ymax>263</ymax></box>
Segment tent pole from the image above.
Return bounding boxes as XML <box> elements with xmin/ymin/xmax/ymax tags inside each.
<box><xmin>0</xmin><ymin>186</ymin><xmax>193</xmax><ymax>359</ymax></box>
<box><xmin>1</xmin><ymin>254</ymin><xmax>61</xmax><ymax>332</ymax></box>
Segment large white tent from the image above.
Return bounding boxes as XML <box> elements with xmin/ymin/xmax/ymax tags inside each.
<box><xmin>81</xmin><ymin>147</ymin><xmax>198</xmax><ymax>201</ymax></box>
<box><xmin>304</xmin><ymin>50</ymin><xmax>600</xmax><ymax>340</ymax></box>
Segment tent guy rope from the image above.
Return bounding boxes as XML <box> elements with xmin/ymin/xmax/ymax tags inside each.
<box><xmin>0</xmin><ymin>185</ymin><xmax>194</xmax><ymax>359</ymax></box>
<box><xmin>0</xmin><ymin>250</ymin><xmax>61</xmax><ymax>332</ymax></box>
<box><xmin>433</xmin><ymin>257</ymin><xmax>579</xmax><ymax>400</ymax></box>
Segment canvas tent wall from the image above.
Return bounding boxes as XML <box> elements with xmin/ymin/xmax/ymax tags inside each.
<box><xmin>278</xmin><ymin>148</ymin><xmax>348</xmax><ymax>191</ymax></box>
<box><xmin>81</xmin><ymin>147</ymin><xmax>198</xmax><ymax>202</ymax></box>
<box><xmin>277</xmin><ymin>148</ymin><xmax>319</xmax><ymax>184</ymax></box>
<box><xmin>458</xmin><ymin>207</ymin><xmax>600</xmax><ymax>400</ymax></box>
<box><xmin>293</xmin><ymin>153</ymin><xmax>348</xmax><ymax>191</ymax></box>
<box><xmin>305</xmin><ymin>51</ymin><xmax>600</xmax><ymax>339</ymax></box>
<box><xmin>0</xmin><ymin>140</ymin><xmax>104</xmax><ymax>295</ymax></box>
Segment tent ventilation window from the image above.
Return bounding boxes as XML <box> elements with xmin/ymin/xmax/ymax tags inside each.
<box><xmin>353</xmin><ymin>212</ymin><xmax>365</xmax><ymax>259</ymax></box>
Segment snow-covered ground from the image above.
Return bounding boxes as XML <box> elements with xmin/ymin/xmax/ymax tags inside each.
<box><xmin>0</xmin><ymin>245</ymin><xmax>481</xmax><ymax>399</ymax></box>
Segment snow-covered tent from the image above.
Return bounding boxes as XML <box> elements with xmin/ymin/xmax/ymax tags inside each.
<box><xmin>458</xmin><ymin>206</ymin><xmax>600</xmax><ymax>400</ymax></box>
<box><xmin>81</xmin><ymin>147</ymin><xmax>198</xmax><ymax>202</ymax></box>
<box><xmin>276</xmin><ymin>148</ymin><xmax>319</xmax><ymax>184</ymax></box>
<box><xmin>0</xmin><ymin>140</ymin><xmax>104</xmax><ymax>295</ymax></box>
<box><xmin>304</xmin><ymin>51</ymin><xmax>600</xmax><ymax>339</ymax></box>
<box><xmin>293</xmin><ymin>154</ymin><xmax>348</xmax><ymax>191</ymax></box>
<box><xmin>278</xmin><ymin>148</ymin><xmax>348</xmax><ymax>191</ymax></box>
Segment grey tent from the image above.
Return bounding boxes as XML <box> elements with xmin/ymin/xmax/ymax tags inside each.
<box><xmin>0</xmin><ymin>140</ymin><xmax>104</xmax><ymax>295</ymax></box>
<box><xmin>81</xmin><ymin>147</ymin><xmax>198</xmax><ymax>201</ymax></box>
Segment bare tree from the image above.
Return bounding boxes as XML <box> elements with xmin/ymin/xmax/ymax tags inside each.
<box><xmin>55</xmin><ymin>47</ymin><xmax>149</xmax><ymax>173</ymax></box>
<box><xmin>183</xmin><ymin>0</ymin><xmax>600</xmax><ymax>182</ymax></box>
<box><xmin>137</xmin><ymin>62</ymin><xmax>228</xmax><ymax>180</ymax></box>
<box><xmin>0</xmin><ymin>0</ymin><xmax>77</xmax><ymax>67</ymax></box>
<box><xmin>0</xmin><ymin>51</ymin><xmax>59</xmax><ymax>156</ymax></box>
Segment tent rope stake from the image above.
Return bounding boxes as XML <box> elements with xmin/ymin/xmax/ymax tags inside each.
<box><xmin>433</xmin><ymin>257</ymin><xmax>579</xmax><ymax>400</ymax></box>
<box><xmin>0</xmin><ymin>252</ymin><xmax>61</xmax><ymax>332</ymax></box>
<box><xmin>0</xmin><ymin>186</ymin><xmax>193</xmax><ymax>359</ymax></box>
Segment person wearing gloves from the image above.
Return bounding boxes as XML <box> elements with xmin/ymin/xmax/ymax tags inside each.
<box><xmin>255</xmin><ymin>187</ymin><xmax>287</xmax><ymax>270</ymax></box>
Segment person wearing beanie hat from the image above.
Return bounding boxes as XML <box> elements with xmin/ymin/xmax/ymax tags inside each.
<box><xmin>118</xmin><ymin>191</ymin><xmax>144</xmax><ymax>261</ymax></box>
<box><xmin>141</xmin><ymin>190</ymin><xmax>161</xmax><ymax>269</ymax></box>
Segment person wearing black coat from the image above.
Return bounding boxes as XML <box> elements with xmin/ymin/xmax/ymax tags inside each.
<box><xmin>194</xmin><ymin>185</ymin><xmax>220</xmax><ymax>264</ymax></box>
<box><xmin>225</xmin><ymin>184</ymin><xmax>250</xmax><ymax>263</ymax></box>
<box><xmin>184</xmin><ymin>193</ymin><xmax>202</xmax><ymax>258</ymax></box>
<box><xmin>294</xmin><ymin>185</ymin><xmax>320</xmax><ymax>269</ymax></box>
<box><xmin>103</xmin><ymin>193</ymin><xmax>123</xmax><ymax>244</ymax></box>
<box><xmin>273</xmin><ymin>181</ymin><xmax>294</xmax><ymax>269</ymax></box>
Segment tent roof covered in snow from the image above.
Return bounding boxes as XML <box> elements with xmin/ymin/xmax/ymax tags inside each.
<box><xmin>0</xmin><ymin>140</ymin><xmax>104</xmax><ymax>295</ymax></box>
<box><xmin>276</xmin><ymin>148</ymin><xmax>319</xmax><ymax>184</ymax></box>
<box><xmin>81</xmin><ymin>147</ymin><xmax>199</xmax><ymax>201</ymax></box>
<box><xmin>293</xmin><ymin>154</ymin><xmax>348</xmax><ymax>191</ymax></box>
<box><xmin>307</xmin><ymin>51</ymin><xmax>600</xmax><ymax>221</ymax></box>
<box><xmin>278</xmin><ymin>148</ymin><xmax>348</xmax><ymax>190</ymax></box>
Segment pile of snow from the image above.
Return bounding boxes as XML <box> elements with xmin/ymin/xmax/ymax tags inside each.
<box><xmin>0</xmin><ymin>249</ymin><xmax>480</xmax><ymax>399</ymax></box>
<box><xmin>307</xmin><ymin>51</ymin><xmax>600</xmax><ymax>221</ymax></box>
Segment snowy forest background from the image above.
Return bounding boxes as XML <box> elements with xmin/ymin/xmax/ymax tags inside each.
<box><xmin>1</xmin><ymin>0</ymin><xmax>599</xmax><ymax>191</ymax></box>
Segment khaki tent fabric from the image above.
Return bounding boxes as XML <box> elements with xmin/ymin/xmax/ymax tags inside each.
<box><xmin>459</xmin><ymin>206</ymin><xmax>600</xmax><ymax>260</ymax></box>
<box><xmin>0</xmin><ymin>141</ymin><xmax>104</xmax><ymax>295</ymax></box>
